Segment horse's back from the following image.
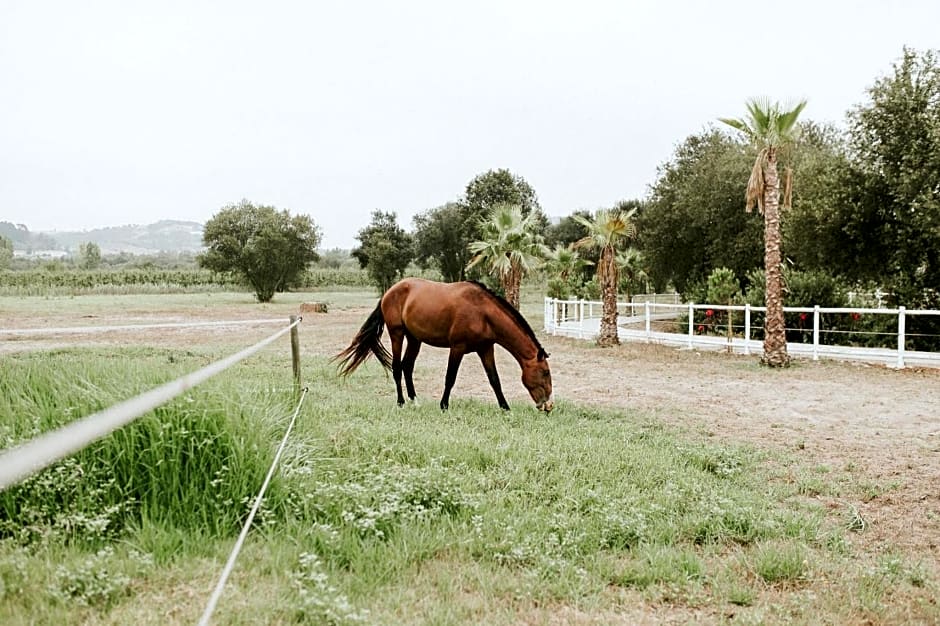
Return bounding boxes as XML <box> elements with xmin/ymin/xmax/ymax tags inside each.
<box><xmin>381</xmin><ymin>278</ymin><xmax>484</xmax><ymax>345</ymax></box>
<box><xmin>384</xmin><ymin>278</ymin><xmax>477</xmax><ymax>306</ymax></box>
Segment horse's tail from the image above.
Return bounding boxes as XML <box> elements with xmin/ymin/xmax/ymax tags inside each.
<box><xmin>334</xmin><ymin>302</ymin><xmax>393</xmax><ymax>377</ymax></box>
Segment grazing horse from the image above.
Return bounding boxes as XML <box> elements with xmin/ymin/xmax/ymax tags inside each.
<box><xmin>335</xmin><ymin>278</ymin><xmax>554</xmax><ymax>411</ymax></box>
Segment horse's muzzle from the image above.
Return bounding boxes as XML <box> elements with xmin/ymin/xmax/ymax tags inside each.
<box><xmin>538</xmin><ymin>397</ymin><xmax>554</xmax><ymax>412</ymax></box>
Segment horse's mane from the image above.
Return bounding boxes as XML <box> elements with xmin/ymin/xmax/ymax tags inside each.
<box><xmin>468</xmin><ymin>281</ymin><xmax>548</xmax><ymax>358</ymax></box>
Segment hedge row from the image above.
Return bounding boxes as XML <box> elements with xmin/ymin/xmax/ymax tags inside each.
<box><xmin>0</xmin><ymin>268</ymin><xmax>373</xmax><ymax>295</ymax></box>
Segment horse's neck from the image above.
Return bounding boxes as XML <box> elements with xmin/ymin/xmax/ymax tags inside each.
<box><xmin>491</xmin><ymin>311</ymin><xmax>538</xmax><ymax>363</ymax></box>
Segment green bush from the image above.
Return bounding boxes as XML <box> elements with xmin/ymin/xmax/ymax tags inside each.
<box><xmin>0</xmin><ymin>269</ymin><xmax>240</xmax><ymax>296</ymax></box>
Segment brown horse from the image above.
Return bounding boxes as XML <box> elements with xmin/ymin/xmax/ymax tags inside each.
<box><xmin>335</xmin><ymin>278</ymin><xmax>554</xmax><ymax>411</ymax></box>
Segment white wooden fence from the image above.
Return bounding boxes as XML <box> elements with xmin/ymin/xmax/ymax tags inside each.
<box><xmin>543</xmin><ymin>297</ymin><xmax>940</xmax><ymax>369</ymax></box>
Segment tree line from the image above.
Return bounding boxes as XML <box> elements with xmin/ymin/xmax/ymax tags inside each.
<box><xmin>7</xmin><ymin>48</ymin><xmax>937</xmax><ymax>363</ymax></box>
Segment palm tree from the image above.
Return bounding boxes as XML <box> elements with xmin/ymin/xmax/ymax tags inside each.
<box><xmin>466</xmin><ymin>203</ymin><xmax>546</xmax><ymax>309</ymax></box>
<box><xmin>615</xmin><ymin>247</ymin><xmax>649</xmax><ymax>302</ymax></box>
<box><xmin>573</xmin><ymin>206</ymin><xmax>637</xmax><ymax>347</ymax></box>
<box><xmin>544</xmin><ymin>244</ymin><xmax>592</xmax><ymax>298</ymax></box>
<box><xmin>720</xmin><ymin>98</ymin><xmax>806</xmax><ymax>367</ymax></box>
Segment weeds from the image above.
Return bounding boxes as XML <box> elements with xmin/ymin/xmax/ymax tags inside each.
<box><xmin>291</xmin><ymin>552</ymin><xmax>370</xmax><ymax>625</ymax></box>
<box><xmin>49</xmin><ymin>547</ymin><xmax>153</xmax><ymax>608</ymax></box>
<box><xmin>750</xmin><ymin>540</ymin><xmax>810</xmax><ymax>585</ymax></box>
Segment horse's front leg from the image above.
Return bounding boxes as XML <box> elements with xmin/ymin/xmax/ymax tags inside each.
<box><xmin>389</xmin><ymin>330</ymin><xmax>406</xmax><ymax>406</ymax></box>
<box><xmin>440</xmin><ymin>347</ymin><xmax>465</xmax><ymax>411</ymax></box>
<box><xmin>478</xmin><ymin>344</ymin><xmax>510</xmax><ymax>411</ymax></box>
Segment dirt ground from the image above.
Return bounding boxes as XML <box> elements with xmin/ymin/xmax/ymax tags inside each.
<box><xmin>3</xmin><ymin>303</ymin><xmax>939</xmax><ymax>576</ymax></box>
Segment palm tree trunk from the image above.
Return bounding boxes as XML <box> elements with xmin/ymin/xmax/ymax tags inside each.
<box><xmin>762</xmin><ymin>148</ymin><xmax>790</xmax><ymax>367</ymax></box>
<box><xmin>504</xmin><ymin>263</ymin><xmax>522</xmax><ymax>310</ymax></box>
<box><xmin>597</xmin><ymin>246</ymin><xmax>620</xmax><ymax>347</ymax></box>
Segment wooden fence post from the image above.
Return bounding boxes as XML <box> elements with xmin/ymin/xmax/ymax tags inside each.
<box><xmin>290</xmin><ymin>315</ymin><xmax>301</xmax><ymax>393</ymax></box>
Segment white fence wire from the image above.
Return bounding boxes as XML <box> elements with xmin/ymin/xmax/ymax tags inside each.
<box><xmin>198</xmin><ymin>386</ymin><xmax>309</xmax><ymax>626</ymax></box>
<box><xmin>0</xmin><ymin>318</ymin><xmax>288</xmax><ymax>336</ymax></box>
<box><xmin>544</xmin><ymin>297</ymin><xmax>940</xmax><ymax>369</ymax></box>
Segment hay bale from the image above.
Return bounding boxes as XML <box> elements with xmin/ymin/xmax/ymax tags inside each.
<box><xmin>300</xmin><ymin>302</ymin><xmax>328</xmax><ymax>314</ymax></box>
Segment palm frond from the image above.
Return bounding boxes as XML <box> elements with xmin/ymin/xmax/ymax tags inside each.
<box><xmin>718</xmin><ymin>117</ymin><xmax>750</xmax><ymax>135</ymax></box>
<box><xmin>573</xmin><ymin>234</ymin><xmax>601</xmax><ymax>251</ymax></box>
<box><xmin>466</xmin><ymin>253</ymin><xmax>485</xmax><ymax>270</ymax></box>
<box><xmin>465</xmin><ymin>202</ymin><xmax>545</xmax><ymax>280</ymax></box>
<box><xmin>570</xmin><ymin>213</ymin><xmax>593</xmax><ymax>227</ymax></box>
<box><xmin>746</xmin><ymin>97</ymin><xmax>773</xmax><ymax>132</ymax></box>
<box><xmin>782</xmin><ymin>166</ymin><xmax>793</xmax><ymax>211</ymax></box>
<box><xmin>724</xmin><ymin>98</ymin><xmax>807</xmax><ymax>213</ymax></box>
<box><xmin>745</xmin><ymin>150</ymin><xmax>766</xmax><ymax>214</ymax></box>
<box><xmin>777</xmin><ymin>99</ymin><xmax>808</xmax><ymax>137</ymax></box>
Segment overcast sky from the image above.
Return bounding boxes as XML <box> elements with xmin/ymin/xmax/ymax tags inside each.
<box><xmin>2</xmin><ymin>1</ymin><xmax>938</xmax><ymax>249</ymax></box>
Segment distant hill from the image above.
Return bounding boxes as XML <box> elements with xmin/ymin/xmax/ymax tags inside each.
<box><xmin>0</xmin><ymin>221</ymin><xmax>60</xmax><ymax>252</ymax></box>
<box><xmin>45</xmin><ymin>220</ymin><xmax>206</xmax><ymax>254</ymax></box>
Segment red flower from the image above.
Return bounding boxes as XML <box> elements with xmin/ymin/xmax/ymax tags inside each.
<box><xmin>799</xmin><ymin>312</ymin><xmax>808</xmax><ymax>321</ymax></box>
<box><xmin>705</xmin><ymin>309</ymin><xmax>714</xmax><ymax>317</ymax></box>
<box><xmin>697</xmin><ymin>325</ymin><xmax>705</xmax><ymax>333</ymax></box>
<box><xmin>851</xmin><ymin>312</ymin><xmax>861</xmax><ymax>321</ymax></box>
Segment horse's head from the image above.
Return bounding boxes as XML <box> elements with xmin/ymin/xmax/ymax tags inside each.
<box><xmin>521</xmin><ymin>347</ymin><xmax>554</xmax><ymax>412</ymax></box>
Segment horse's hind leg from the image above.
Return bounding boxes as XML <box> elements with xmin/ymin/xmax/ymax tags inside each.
<box><xmin>478</xmin><ymin>344</ymin><xmax>510</xmax><ymax>411</ymax></box>
<box><xmin>440</xmin><ymin>348</ymin><xmax>465</xmax><ymax>411</ymax></box>
<box><xmin>388</xmin><ymin>329</ymin><xmax>406</xmax><ymax>406</ymax></box>
<box><xmin>402</xmin><ymin>336</ymin><xmax>422</xmax><ymax>402</ymax></box>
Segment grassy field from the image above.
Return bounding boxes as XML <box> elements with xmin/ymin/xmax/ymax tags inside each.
<box><xmin>0</xmin><ymin>288</ymin><xmax>936</xmax><ymax>624</ymax></box>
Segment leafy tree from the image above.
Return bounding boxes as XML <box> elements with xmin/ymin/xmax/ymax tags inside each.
<box><xmin>781</xmin><ymin>122</ymin><xmax>866</xmax><ymax>275</ymax></box>
<box><xmin>638</xmin><ymin>130</ymin><xmax>763</xmax><ymax>294</ymax></box>
<box><xmin>314</xmin><ymin>248</ymin><xmax>354</xmax><ymax>269</ymax></box>
<box><xmin>466</xmin><ymin>203</ymin><xmax>546</xmax><ymax>309</ymax></box>
<box><xmin>720</xmin><ymin>98</ymin><xmax>807</xmax><ymax>367</ymax></box>
<box><xmin>545</xmin><ymin>210</ymin><xmax>592</xmax><ymax>248</ymax></box>
<box><xmin>78</xmin><ymin>242</ymin><xmax>101</xmax><ymax>270</ymax></box>
<box><xmin>199</xmin><ymin>200</ymin><xmax>321</xmax><ymax>302</ymax></box>
<box><xmin>573</xmin><ymin>207</ymin><xmax>637</xmax><ymax>346</ymax></box>
<box><xmin>352</xmin><ymin>210</ymin><xmax>414</xmax><ymax>293</ymax></box>
<box><xmin>412</xmin><ymin>202</ymin><xmax>468</xmax><ymax>282</ymax></box>
<box><xmin>460</xmin><ymin>169</ymin><xmax>548</xmax><ymax>250</ymax></box>
<box><xmin>0</xmin><ymin>235</ymin><xmax>13</xmax><ymax>270</ymax></box>
<box><xmin>847</xmin><ymin>47</ymin><xmax>940</xmax><ymax>307</ymax></box>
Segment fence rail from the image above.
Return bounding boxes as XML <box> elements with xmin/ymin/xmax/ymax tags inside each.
<box><xmin>544</xmin><ymin>297</ymin><xmax>940</xmax><ymax>369</ymax></box>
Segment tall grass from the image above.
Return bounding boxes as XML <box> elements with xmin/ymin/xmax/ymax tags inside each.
<box><xmin>0</xmin><ymin>348</ymin><xmax>291</xmax><ymax>543</ymax></box>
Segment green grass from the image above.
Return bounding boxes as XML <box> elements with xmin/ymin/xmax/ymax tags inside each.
<box><xmin>0</xmin><ymin>289</ymin><xmax>937</xmax><ymax>624</ymax></box>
